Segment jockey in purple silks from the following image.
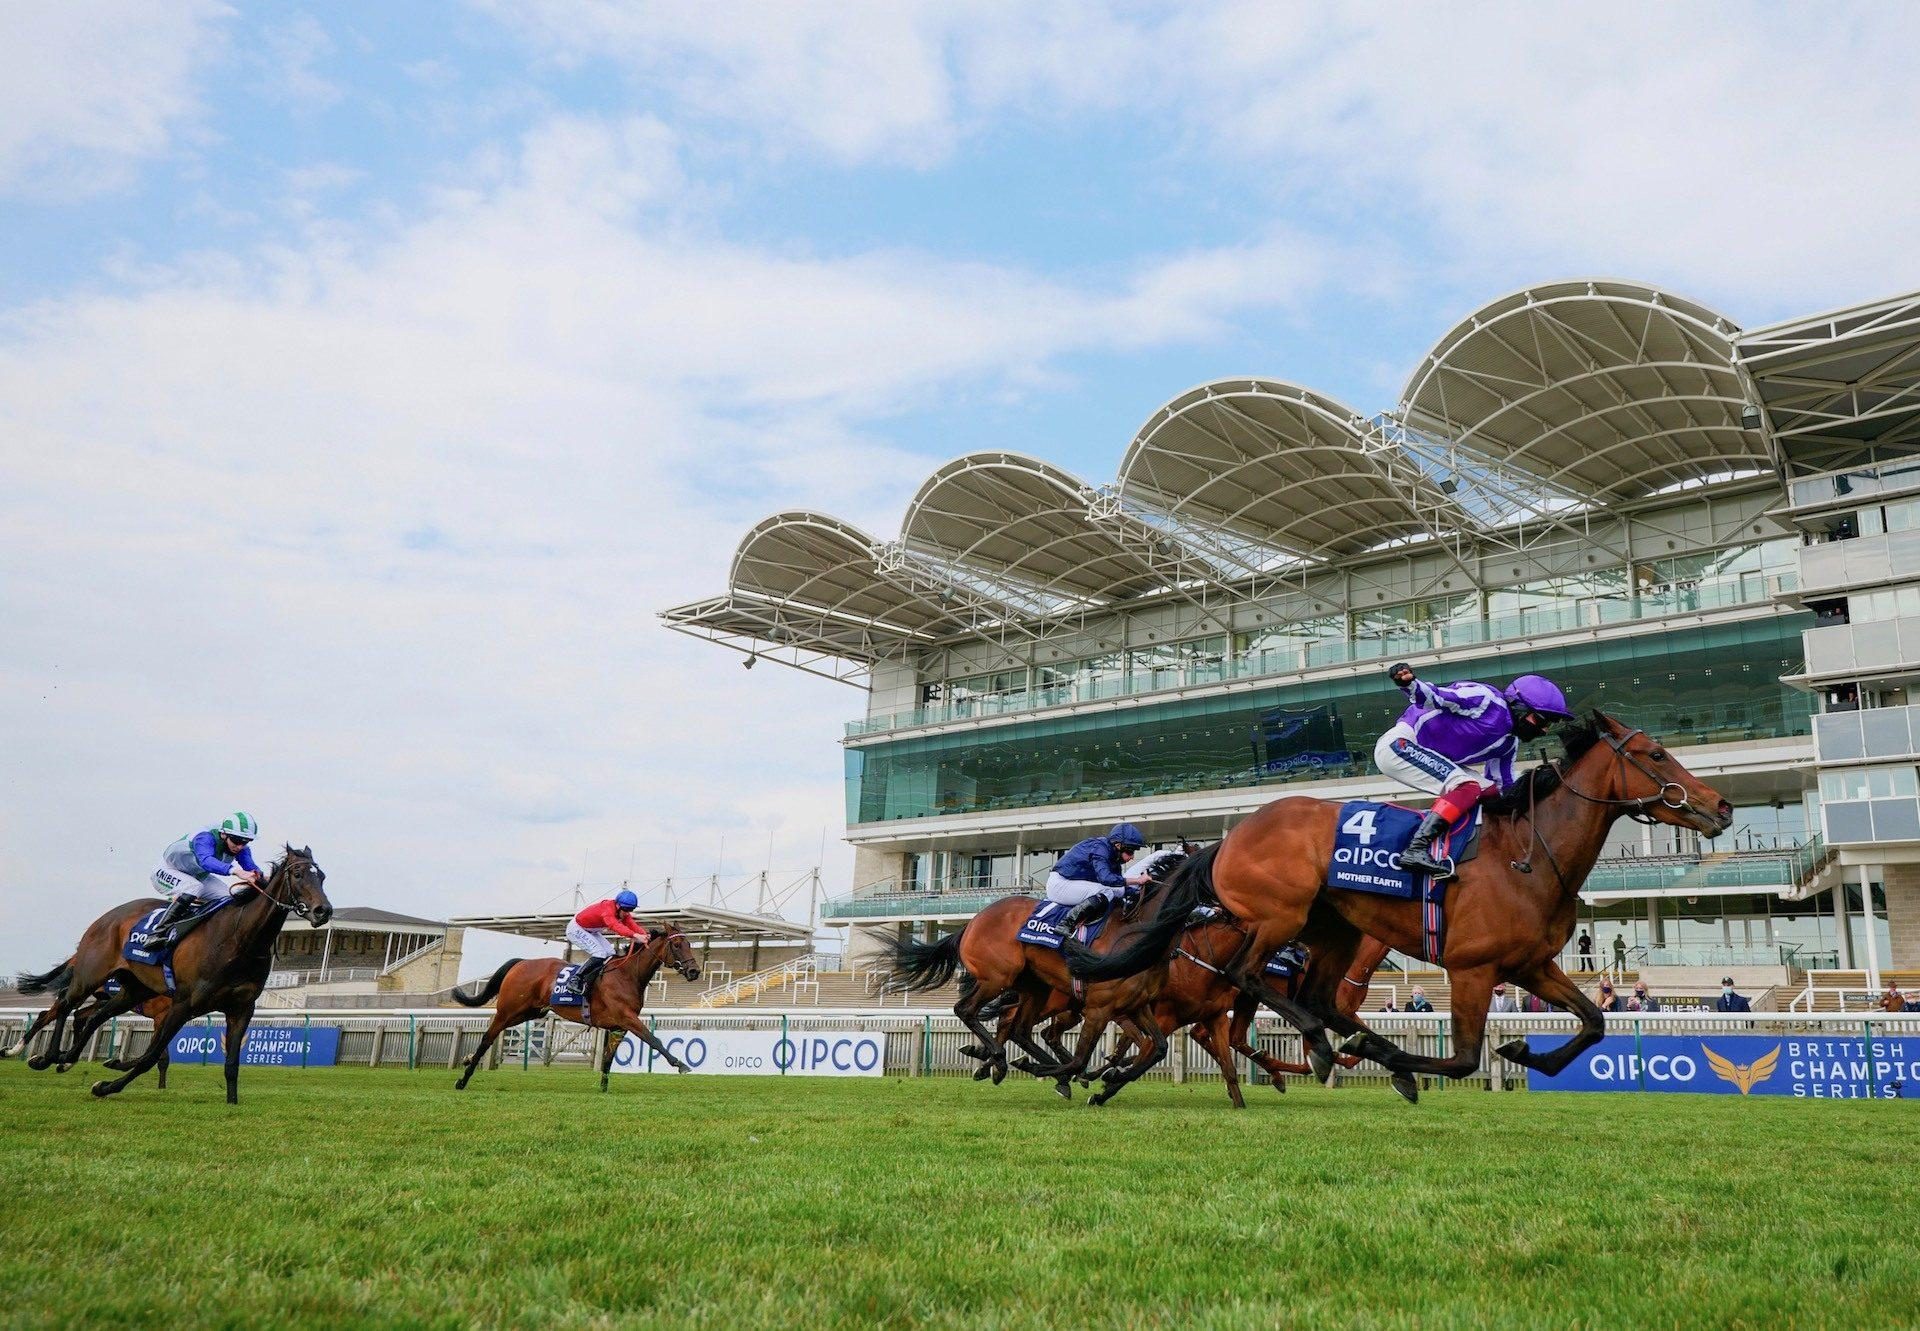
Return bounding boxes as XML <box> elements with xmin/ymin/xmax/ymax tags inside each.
<box><xmin>1374</xmin><ymin>665</ymin><xmax>1576</xmax><ymax>877</ymax></box>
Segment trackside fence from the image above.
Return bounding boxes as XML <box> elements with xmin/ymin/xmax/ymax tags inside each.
<box><xmin>4</xmin><ymin>1008</ymin><xmax>1917</xmax><ymax>1091</ymax></box>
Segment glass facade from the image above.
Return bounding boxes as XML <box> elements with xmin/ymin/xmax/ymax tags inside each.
<box><xmin>847</xmin><ymin>615</ymin><xmax>1812</xmax><ymax>823</ymax></box>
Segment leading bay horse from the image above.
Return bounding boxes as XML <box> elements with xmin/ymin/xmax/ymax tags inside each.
<box><xmin>1069</xmin><ymin>713</ymin><xmax>1731</xmax><ymax>1099</ymax></box>
<box><xmin>450</xmin><ymin>927</ymin><xmax>700</xmax><ymax>1091</ymax></box>
<box><xmin>15</xmin><ymin>846</ymin><xmax>333</xmax><ymax>1102</ymax></box>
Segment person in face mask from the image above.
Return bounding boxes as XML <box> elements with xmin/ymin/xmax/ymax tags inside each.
<box><xmin>1631</xmin><ymin>980</ymin><xmax>1660</xmax><ymax>1013</ymax></box>
<box><xmin>1715</xmin><ymin>977</ymin><xmax>1752</xmax><ymax>1013</ymax></box>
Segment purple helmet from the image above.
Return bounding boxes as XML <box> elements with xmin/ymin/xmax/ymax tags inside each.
<box><xmin>1505</xmin><ymin>675</ymin><xmax>1573</xmax><ymax>718</ymax></box>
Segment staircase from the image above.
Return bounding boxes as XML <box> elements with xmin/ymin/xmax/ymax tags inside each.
<box><xmin>695</xmin><ymin>955</ymin><xmax>820</xmax><ymax>1009</ymax></box>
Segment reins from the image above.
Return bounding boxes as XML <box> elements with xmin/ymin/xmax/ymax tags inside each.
<box><xmin>1509</xmin><ymin>725</ymin><xmax>1698</xmax><ymax>886</ymax></box>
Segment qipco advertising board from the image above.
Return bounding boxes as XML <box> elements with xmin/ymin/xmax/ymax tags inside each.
<box><xmin>1527</xmin><ymin>1031</ymin><xmax>1917</xmax><ymax>1099</ymax></box>
<box><xmin>612</xmin><ymin>1026</ymin><xmax>886</xmax><ymax>1077</ymax></box>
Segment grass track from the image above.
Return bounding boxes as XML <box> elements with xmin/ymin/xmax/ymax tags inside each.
<box><xmin>2</xmin><ymin>1061</ymin><xmax>1915</xmax><ymax>1329</ymax></box>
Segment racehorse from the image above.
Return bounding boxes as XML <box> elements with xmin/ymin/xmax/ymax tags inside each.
<box><xmin>15</xmin><ymin>846</ymin><xmax>332</xmax><ymax>1102</ymax></box>
<box><xmin>1068</xmin><ymin>713</ymin><xmax>1730</xmax><ymax>1099</ymax></box>
<box><xmin>1</xmin><ymin>974</ymin><xmax>176</xmax><ymax>1089</ymax></box>
<box><xmin>882</xmin><ymin>883</ymin><xmax>1183</xmax><ymax>1088</ymax></box>
<box><xmin>1073</xmin><ymin>927</ymin><xmax>1390</xmax><ymax>1107</ymax></box>
<box><xmin>450</xmin><ymin>927</ymin><xmax>701</xmax><ymax>1092</ymax></box>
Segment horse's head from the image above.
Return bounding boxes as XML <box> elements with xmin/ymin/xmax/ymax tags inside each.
<box><xmin>659</xmin><ymin>926</ymin><xmax>700</xmax><ymax>982</ymax></box>
<box><xmin>1588</xmin><ymin>714</ymin><xmax>1734</xmax><ymax>838</ymax></box>
<box><xmin>270</xmin><ymin>844</ymin><xmax>333</xmax><ymax>925</ymax></box>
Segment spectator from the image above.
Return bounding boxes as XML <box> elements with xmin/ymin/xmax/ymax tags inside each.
<box><xmin>1597</xmin><ymin>979</ymin><xmax>1624</xmax><ymax>1013</ymax></box>
<box><xmin>1626</xmin><ymin>996</ymin><xmax>1642</xmax><ymax>1012</ymax></box>
<box><xmin>1885</xmin><ymin>983</ymin><xmax>1909</xmax><ymax>1014</ymax></box>
<box><xmin>1489</xmin><ymin>983</ymin><xmax>1518</xmax><ymax>1013</ymax></box>
<box><xmin>1576</xmin><ymin>930</ymin><xmax>1594</xmax><ymax>971</ymax></box>
<box><xmin>1631</xmin><ymin>980</ymin><xmax>1660</xmax><ymax>1013</ymax></box>
<box><xmin>1406</xmin><ymin>986</ymin><xmax>1435</xmax><ymax>1013</ymax></box>
<box><xmin>1381</xmin><ymin>996</ymin><xmax>1398</xmax><ymax>1013</ymax></box>
<box><xmin>1611</xmin><ymin>933</ymin><xmax>1628</xmax><ymax>974</ymax></box>
<box><xmin>1716</xmin><ymin>977</ymin><xmax>1753</xmax><ymax>1013</ymax></box>
<box><xmin>1524</xmin><ymin>993</ymin><xmax>1552</xmax><ymax>1014</ymax></box>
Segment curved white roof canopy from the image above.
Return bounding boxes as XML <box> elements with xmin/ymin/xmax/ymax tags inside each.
<box><xmin>900</xmin><ymin>452</ymin><xmax>1168</xmax><ymax>605</ymax></box>
<box><xmin>729</xmin><ymin>511</ymin><xmax>956</xmax><ymax>634</ymax></box>
<box><xmin>1401</xmin><ymin>280</ymin><xmax>1768</xmax><ymax>504</ymax></box>
<box><xmin>1119</xmin><ymin>380</ymin><xmax>1444</xmax><ymax>561</ymax></box>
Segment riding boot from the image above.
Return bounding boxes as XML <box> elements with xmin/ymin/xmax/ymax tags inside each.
<box><xmin>1059</xmin><ymin>895</ymin><xmax>1106</xmax><ymax>934</ymax></box>
<box><xmin>575</xmin><ymin>956</ymin><xmax>606</xmax><ymax>996</ymax></box>
<box><xmin>147</xmin><ymin>896</ymin><xmax>192</xmax><ymax>947</ymax></box>
<box><xmin>1396</xmin><ymin>809</ymin><xmax>1455</xmax><ymax>877</ymax></box>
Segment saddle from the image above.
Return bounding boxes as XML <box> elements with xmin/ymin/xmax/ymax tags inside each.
<box><xmin>1325</xmin><ymin>800</ymin><xmax>1483</xmax><ymax>965</ymax></box>
<box><xmin>1017</xmin><ymin>898</ymin><xmax>1111</xmax><ymax>952</ymax></box>
<box><xmin>550</xmin><ymin>963</ymin><xmax>591</xmax><ymax>1007</ymax></box>
<box><xmin>122</xmin><ymin>898</ymin><xmax>233</xmax><ymax>993</ymax></box>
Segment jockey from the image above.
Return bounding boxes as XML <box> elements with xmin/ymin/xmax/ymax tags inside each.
<box><xmin>1046</xmin><ymin>822</ymin><xmax>1146</xmax><ymax>931</ymax></box>
<box><xmin>568</xmin><ymin>891</ymin><xmax>650</xmax><ymax>995</ymax></box>
<box><xmin>147</xmin><ymin>812</ymin><xmax>265</xmax><ymax>944</ymax></box>
<box><xmin>1376</xmin><ymin>665</ymin><xmax>1576</xmax><ymax>877</ymax></box>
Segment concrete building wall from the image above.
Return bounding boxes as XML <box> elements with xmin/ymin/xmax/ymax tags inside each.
<box><xmin>1884</xmin><ymin>863</ymin><xmax>1920</xmax><ymax>970</ymax></box>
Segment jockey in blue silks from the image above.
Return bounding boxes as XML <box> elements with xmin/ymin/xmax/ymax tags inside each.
<box><xmin>1375</xmin><ymin>666</ymin><xmax>1576</xmax><ymax>877</ymax></box>
<box><xmin>1046</xmin><ymin>822</ymin><xmax>1146</xmax><ymax>930</ymax></box>
<box><xmin>147</xmin><ymin>812</ymin><xmax>266</xmax><ymax>944</ymax></box>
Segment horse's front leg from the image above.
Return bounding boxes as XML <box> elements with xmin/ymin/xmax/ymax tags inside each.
<box><xmin>1190</xmin><ymin>1012</ymin><xmax>1245</xmax><ymax>1108</ymax></box>
<box><xmin>56</xmin><ymin>984</ymin><xmax>147</xmax><ymax>1072</ymax></box>
<box><xmin>92</xmin><ymin>1002</ymin><xmax>193</xmax><ymax>1098</ymax></box>
<box><xmin>1087</xmin><ymin>1009</ymin><xmax>1168</xmax><ymax>1107</ymax></box>
<box><xmin>1495</xmin><ymin>960</ymin><xmax>1606</xmax><ymax>1077</ymax></box>
<box><xmin>223</xmin><ymin>1003</ymin><xmax>257</xmax><ymax>1105</ymax></box>
<box><xmin>619</xmin><ymin>1016</ymin><xmax>686</xmax><ymax>1073</ymax></box>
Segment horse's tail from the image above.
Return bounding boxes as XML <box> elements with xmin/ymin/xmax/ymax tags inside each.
<box><xmin>883</xmin><ymin>930</ymin><xmax>966</xmax><ymax>994</ymax></box>
<box><xmin>1065</xmin><ymin>842</ymin><xmax>1220</xmax><ymax>981</ymax></box>
<box><xmin>16</xmin><ymin>960</ymin><xmax>73</xmax><ymax>995</ymax></box>
<box><xmin>451</xmin><ymin>960</ymin><xmax>517</xmax><ymax>1007</ymax></box>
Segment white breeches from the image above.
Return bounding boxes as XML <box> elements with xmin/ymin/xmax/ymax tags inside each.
<box><xmin>1044</xmin><ymin>872</ymin><xmax>1111</xmax><ymax>907</ymax></box>
<box><xmin>566</xmin><ymin>922</ymin><xmax>614</xmax><ymax>960</ymax></box>
<box><xmin>152</xmin><ymin>863</ymin><xmax>230</xmax><ymax>903</ymax></box>
<box><xmin>1373</xmin><ymin>722</ymin><xmax>1479</xmax><ymax>797</ymax></box>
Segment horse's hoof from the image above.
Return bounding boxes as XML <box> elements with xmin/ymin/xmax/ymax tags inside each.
<box><xmin>972</xmin><ymin>1062</ymin><xmax>993</xmax><ymax>1081</ymax></box>
<box><xmin>990</xmin><ymin>1060</ymin><xmax>1007</xmax><ymax>1086</ymax></box>
<box><xmin>1391</xmin><ymin>1072</ymin><xmax>1419</xmax><ymax>1104</ymax></box>
<box><xmin>26</xmin><ymin>1056</ymin><xmax>51</xmax><ymax>1072</ymax></box>
<box><xmin>1307</xmin><ymin>1045</ymin><xmax>1333</xmax><ymax>1084</ymax></box>
<box><xmin>1053</xmin><ymin>1081</ymin><xmax>1072</xmax><ymax>1100</ymax></box>
<box><xmin>90</xmin><ymin>1081</ymin><xmax>114</xmax><ymax>1098</ymax></box>
<box><xmin>675</xmin><ymin>1063</ymin><xmax>689</xmax><ymax>1075</ymax></box>
<box><xmin>55</xmin><ymin>1062</ymin><xmax>73</xmax><ymax>1074</ymax></box>
<box><xmin>1269</xmin><ymin>1074</ymin><xmax>1287</xmax><ymax>1094</ymax></box>
<box><xmin>1339</xmin><ymin>1032</ymin><xmax>1370</xmax><ymax>1057</ymax></box>
<box><xmin>1496</xmin><ymin>1039</ymin><xmax>1531</xmax><ymax>1066</ymax></box>
<box><xmin>1087</xmin><ymin>1093</ymin><xmax>1109</xmax><ymax>1108</ymax></box>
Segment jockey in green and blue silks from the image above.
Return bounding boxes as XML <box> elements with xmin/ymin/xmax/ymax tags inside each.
<box><xmin>1375</xmin><ymin>667</ymin><xmax>1575</xmax><ymax>877</ymax></box>
<box><xmin>1045</xmin><ymin>822</ymin><xmax>1146</xmax><ymax>930</ymax></box>
<box><xmin>147</xmin><ymin>812</ymin><xmax>265</xmax><ymax>938</ymax></box>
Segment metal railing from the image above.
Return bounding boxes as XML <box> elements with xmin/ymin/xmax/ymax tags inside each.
<box><xmin>6</xmin><ymin>1007</ymin><xmax>1913</xmax><ymax>1090</ymax></box>
<box><xmin>848</xmin><ymin>574</ymin><xmax>1799</xmax><ymax>738</ymax></box>
<box><xmin>694</xmin><ymin>955</ymin><xmax>820</xmax><ymax>1009</ymax></box>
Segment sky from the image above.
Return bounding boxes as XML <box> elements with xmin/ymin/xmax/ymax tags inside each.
<box><xmin>4</xmin><ymin>1</ymin><xmax>1920</xmax><ymax>975</ymax></box>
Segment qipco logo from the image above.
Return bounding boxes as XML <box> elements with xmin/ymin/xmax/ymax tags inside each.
<box><xmin>1586</xmin><ymin>1051</ymin><xmax>1698</xmax><ymax>1084</ymax></box>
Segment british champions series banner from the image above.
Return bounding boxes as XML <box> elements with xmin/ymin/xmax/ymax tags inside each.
<box><xmin>1528</xmin><ymin>1032</ymin><xmax>1916</xmax><ymax>1099</ymax></box>
<box><xmin>168</xmin><ymin>1024</ymin><xmax>341</xmax><ymax>1067</ymax></box>
<box><xmin>613</xmin><ymin>1026</ymin><xmax>886</xmax><ymax>1077</ymax></box>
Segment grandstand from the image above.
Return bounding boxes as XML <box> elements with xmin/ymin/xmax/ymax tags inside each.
<box><xmin>665</xmin><ymin>280</ymin><xmax>1920</xmax><ymax>1001</ymax></box>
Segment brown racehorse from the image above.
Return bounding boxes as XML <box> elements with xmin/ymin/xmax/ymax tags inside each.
<box><xmin>2</xmin><ymin>973</ymin><xmax>176</xmax><ymax>1090</ymax></box>
<box><xmin>1069</xmin><ymin>714</ymin><xmax>1731</xmax><ymax>1100</ymax></box>
<box><xmin>450</xmin><ymin>927</ymin><xmax>700</xmax><ymax>1092</ymax></box>
<box><xmin>1075</xmin><ymin>927</ymin><xmax>1391</xmax><ymax>1107</ymax></box>
<box><xmin>15</xmin><ymin>847</ymin><xmax>332</xmax><ymax>1102</ymax></box>
<box><xmin>882</xmin><ymin>884</ymin><xmax>1184</xmax><ymax>1087</ymax></box>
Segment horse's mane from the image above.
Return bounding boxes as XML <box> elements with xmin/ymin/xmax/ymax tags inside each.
<box><xmin>1482</xmin><ymin>712</ymin><xmax>1608</xmax><ymax>817</ymax></box>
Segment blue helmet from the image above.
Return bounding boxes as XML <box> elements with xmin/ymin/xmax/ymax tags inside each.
<box><xmin>1505</xmin><ymin>675</ymin><xmax>1574</xmax><ymax>719</ymax></box>
<box><xmin>614</xmin><ymin>890</ymin><xmax>638</xmax><ymax>911</ymax></box>
<box><xmin>1107</xmin><ymin>822</ymin><xmax>1145</xmax><ymax>850</ymax></box>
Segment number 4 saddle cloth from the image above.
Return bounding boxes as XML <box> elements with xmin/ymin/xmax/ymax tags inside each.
<box><xmin>1327</xmin><ymin>800</ymin><xmax>1484</xmax><ymax>964</ymax></box>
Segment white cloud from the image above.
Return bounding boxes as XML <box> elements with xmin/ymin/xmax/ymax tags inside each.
<box><xmin>0</xmin><ymin>0</ymin><xmax>230</xmax><ymax>197</ymax></box>
<box><xmin>0</xmin><ymin>115</ymin><xmax>1331</xmax><ymax>972</ymax></box>
<box><xmin>485</xmin><ymin>2</ymin><xmax>1920</xmax><ymax>311</ymax></box>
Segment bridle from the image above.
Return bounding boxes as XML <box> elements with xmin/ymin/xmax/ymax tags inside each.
<box><xmin>1511</xmin><ymin>724</ymin><xmax>1711</xmax><ymax>885</ymax></box>
<box><xmin>249</xmin><ymin>856</ymin><xmax>319</xmax><ymax>920</ymax></box>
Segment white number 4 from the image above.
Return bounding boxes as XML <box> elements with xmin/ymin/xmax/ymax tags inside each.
<box><xmin>1342</xmin><ymin>809</ymin><xmax>1378</xmax><ymax>845</ymax></box>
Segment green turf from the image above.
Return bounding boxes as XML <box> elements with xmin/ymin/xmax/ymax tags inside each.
<box><xmin>1</xmin><ymin>1062</ymin><xmax>1914</xmax><ymax>1330</ymax></box>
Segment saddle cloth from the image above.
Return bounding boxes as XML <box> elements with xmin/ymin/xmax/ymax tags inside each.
<box><xmin>122</xmin><ymin>897</ymin><xmax>232</xmax><ymax>968</ymax></box>
<box><xmin>1017</xmin><ymin>898</ymin><xmax>1109</xmax><ymax>952</ymax></box>
<box><xmin>1326</xmin><ymin>800</ymin><xmax>1483</xmax><ymax>965</ymax></box>
<box><xmin>550</xmin><ymin>964</ymin><xmax>590</xmax><ymax>1006</ymax></box>
<box><xmin>1264</xmin><ymin>941</ymin><xmax>1310</xmax><ymax>979</ymax></box>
